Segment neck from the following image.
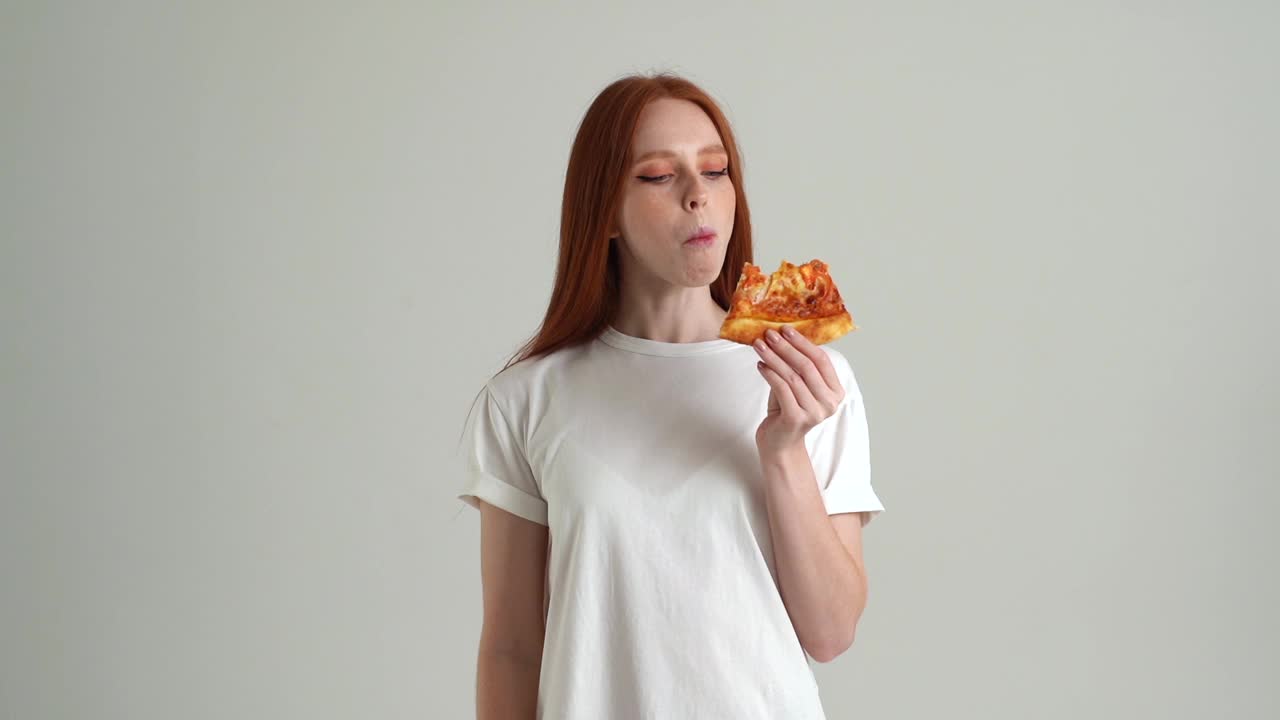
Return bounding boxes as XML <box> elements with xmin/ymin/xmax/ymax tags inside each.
<box><xmin>611</xmin><ymin>293</ymin><xmax>728</xmax><ymax>344</ymax></box>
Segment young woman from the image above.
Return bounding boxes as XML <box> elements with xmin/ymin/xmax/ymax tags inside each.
<box><xmin>456</xmin><ymin>72</ymin><xmax>885</xmax><ymax>719</ymax></box>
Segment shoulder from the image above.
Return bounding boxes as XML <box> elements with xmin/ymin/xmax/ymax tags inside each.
<box><xmin>481</xmin><ymin>338</ymin><xmax>590</xmax><ymax>410</ymax></box>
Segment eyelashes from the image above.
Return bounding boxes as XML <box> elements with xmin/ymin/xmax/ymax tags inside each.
<box><xmin>637</xmin><ymin>168</ymin><xmax>730</xmax><ymax>183</ymax></box>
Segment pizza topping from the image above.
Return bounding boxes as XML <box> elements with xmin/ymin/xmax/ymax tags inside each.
<box><xmin>730</xmin><ymin>260</ymin><xmax>846</xmax><ymax>321</ymax></box>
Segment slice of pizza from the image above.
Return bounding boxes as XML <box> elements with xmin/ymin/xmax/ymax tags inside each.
<box><xmin>718</xmin><ymin>259</ymin><xmax>857</xmax><ymax>346</ymax></box>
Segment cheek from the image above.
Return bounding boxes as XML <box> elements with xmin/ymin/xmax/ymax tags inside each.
<box><xmin>715</xmin><ymin>182</ymin><xmax>736</xmax><ymax>211</ymax></box>
<box><xmin>617</xmin><ymin>192</ymin><xmax>660</xmax><ymax>238</ymax></box>
<box><xmin>627</xmin><ymin>190</ymin><xmax>674</xmax><ymax>224</ymax></box>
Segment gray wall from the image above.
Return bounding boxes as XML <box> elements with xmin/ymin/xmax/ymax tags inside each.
<box><xmin>2</xmin><ymin>1</ymin><xmax>1276</xmax><ymax>718</ymax></box>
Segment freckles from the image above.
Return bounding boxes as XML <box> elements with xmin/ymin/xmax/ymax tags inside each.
<box><xmin>641</xmin><ymin>194</ymin><xmax>671</xmax><ymax>217</ymax></box>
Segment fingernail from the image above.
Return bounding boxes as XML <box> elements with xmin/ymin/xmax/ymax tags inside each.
<box><xmin>782</xmin><ymin>325</ymin><xmax>797</xmax><ymax>337</ymax></box>
<box><xmin>766</xmin><ymin>329</ymin><xmax>780</xmax><ymax>342</ymax></box>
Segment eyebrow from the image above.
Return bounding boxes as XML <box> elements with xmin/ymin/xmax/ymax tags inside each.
<box><xmin>632</xmin><ymin>143</ymin><xmax>728</xmax><ymax>164</ymax></box>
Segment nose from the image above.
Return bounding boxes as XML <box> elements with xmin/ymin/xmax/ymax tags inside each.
<box><xmin>684</xmin><ymin>175</ymin><xmax>710</xmax><ymax>213</ymax></box>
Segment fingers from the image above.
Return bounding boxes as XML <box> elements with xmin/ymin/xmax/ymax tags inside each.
<box><xmin>753</xmin><ymin>331</ymin><xmax>822</xmax><ymax>415</ymax></box>
<box><xmin>757</xmin><ymin>361</ymin><xmax>803</xmax><ymax>417</ymax></box>
<box><xmin>755</xmin><ymin>327</ymin><xmax>844</xmax><ymax>409</ymax></box>
<box><xmin>774</xmin><ymin>326</ymin><xmax>842</xmax><ymax>397</ymax></box>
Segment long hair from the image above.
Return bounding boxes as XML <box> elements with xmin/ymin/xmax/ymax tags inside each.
<box><xmin>457</xmin><ymin>72</ymin><xmax>755</xmax><ymax>448</ymax></box>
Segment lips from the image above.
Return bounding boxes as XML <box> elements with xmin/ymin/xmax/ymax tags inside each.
<box><xmin>686</xmin><ymin>225</ymin><xmax>717</xmax><ymax>243</ymax></box>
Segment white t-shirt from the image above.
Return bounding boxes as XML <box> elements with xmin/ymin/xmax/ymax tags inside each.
<box><xmin>457</xmin><ymin>324</ymin><xmax>885</xmax><ymax>719</ymax></box>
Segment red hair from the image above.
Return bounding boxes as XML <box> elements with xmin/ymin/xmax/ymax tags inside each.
<box><xmin>458</xmin><ymin>73</ymin><xmax>755</xmax><ymax>448</ymax></box>
<box><xmin>508</xmin><ymin>72</ymin><xmax>753</xmax><ymax>371</ymax></box>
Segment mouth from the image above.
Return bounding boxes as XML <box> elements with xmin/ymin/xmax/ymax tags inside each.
<box><xmin>685</xmin><ymin>225</ymin><xmax>717</xmax><ymax>244</ymax></box>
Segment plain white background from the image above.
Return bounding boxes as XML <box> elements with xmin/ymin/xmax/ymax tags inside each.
<box><xmin>3</xmin><ymin>1</ymin><xmax>1276</xmax><ymax>718</ymax></box>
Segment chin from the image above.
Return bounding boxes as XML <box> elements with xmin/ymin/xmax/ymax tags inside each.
<box><xmin>681</xmin><ymin>264</ymin><xmax>723</xmax><ymax>287</ymax></box>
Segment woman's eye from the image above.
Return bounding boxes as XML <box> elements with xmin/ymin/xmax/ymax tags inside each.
<box><xmin>637</xmin><ymin>167</ymin><xmax>730</xmax><ymax>183</ymax></box>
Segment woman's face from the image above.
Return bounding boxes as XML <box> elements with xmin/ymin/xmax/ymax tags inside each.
<box><xmin>611</xmin><ymin>98</ymin><xmax>737</xmax><ymax>289</ymax></box>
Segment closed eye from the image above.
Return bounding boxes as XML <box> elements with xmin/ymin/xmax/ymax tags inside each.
<box><xmin>637</xmin><ymin>167</ymin><xmax>730</xmax><ymax>183</ymax></box>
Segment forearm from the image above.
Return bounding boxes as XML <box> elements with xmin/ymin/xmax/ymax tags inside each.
<box><xmin>476</xmin><ymin>648</ymin><xmax>541</xmax><ymax>719</ymax></box>
<box><xmin>760</xmin><ymin>441</ymin><xmax>866</xmax><ymax>661</ymax></box>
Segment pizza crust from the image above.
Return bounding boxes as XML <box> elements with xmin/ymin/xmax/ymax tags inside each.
<box><xmin>719</xmin><ymin>312</ymin><xmax>855</xmax><ymax>346</ymax></box>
